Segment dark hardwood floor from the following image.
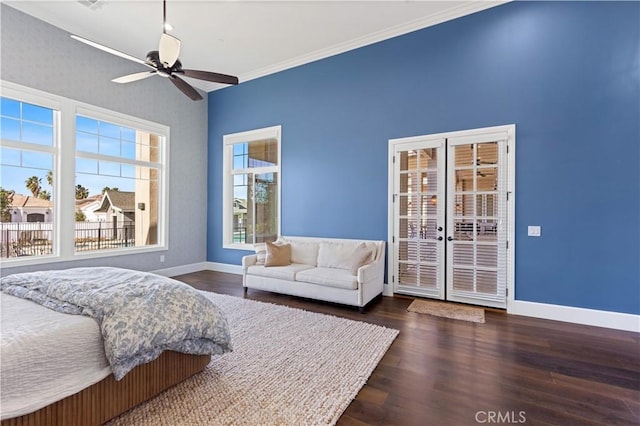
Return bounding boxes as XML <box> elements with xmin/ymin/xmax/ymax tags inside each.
<box><xmin>176</xmin><ymin>270</ymin><xmax>640</xmax><ymax>426</ymax></box>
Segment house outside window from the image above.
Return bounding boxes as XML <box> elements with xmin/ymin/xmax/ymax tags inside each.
<box><xmin>0</xmin><ymin>82</ymin><xmax>168</xmax><ymax>264</ymax></box>
<box><xmin>223</xmin><ymin>125</ymin><xmax>281</xmax><ymax>250</ymax></box>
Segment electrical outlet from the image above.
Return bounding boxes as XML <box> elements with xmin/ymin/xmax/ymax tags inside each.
<box><xmin>527</xmin><ymin>226</ymin><xmax>541</xmax><ymax>237</ymax></box>
<box><xmin>160</xmin><ymin>255</ymin><xmax>165</xmax><ymax>263</ymax></box>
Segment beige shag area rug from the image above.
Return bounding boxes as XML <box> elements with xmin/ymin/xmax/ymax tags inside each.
<box><xmin>407</xmin><ymin>298</ymin><xmax>485</xmax><ymax>323</ymax></box>
<box><xmin>107</xmin><ymin>292</ymin><xmax>399</xmax><ymax>426</ymax></box>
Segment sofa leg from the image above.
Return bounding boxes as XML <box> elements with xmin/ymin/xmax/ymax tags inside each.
<box><xmin>359</xmin><ymin>306</ymin><xmax>365</xmax><ymax>314</ymax></box>
<box><xmin>243</xmin><ymin>287</ymin><xmax>248</xmax><ymax>296</ymax></box>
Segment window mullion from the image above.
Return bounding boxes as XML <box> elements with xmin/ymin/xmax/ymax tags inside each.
<box><xmin>57</xmin><ymin>100</ymin><xmax>76</xmax><ymax>259</ymax></box>
<box><xmin>76</xmin><ymin>150</ymin><xmax>160</xmax><ymax>169</ymax></box>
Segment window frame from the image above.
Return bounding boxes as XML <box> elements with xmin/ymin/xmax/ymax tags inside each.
<box><xmin>0</xmin><ymin>81</ymin><xmax>170</xmax><ymax>267</ymax></box>
<box><xmin>222</xmin><ymin>125</ymin><xmax>281</xmax><ymax>250</ymax></box>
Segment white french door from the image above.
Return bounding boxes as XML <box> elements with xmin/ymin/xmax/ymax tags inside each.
<box><xmin>388</xmin><ymin>125</ymin><xmax>514</xmax><ymax>309</ymax></box>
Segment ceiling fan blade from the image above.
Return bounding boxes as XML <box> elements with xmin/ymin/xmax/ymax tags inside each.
<box><xmin>112</xmin><ymin>71</ymin><xmax>157</xmax><ymax>83</ymax></box>
<box><xmin>71</xmin><ymin>35</ymin><xmax>154</xmax><ymax>69</ymax></box>
<box><xmin>181</xmin><ymin>69</ymin><xmax>239</xmax><ymax>85</ymax></box>
<box><xmin>159</xmin><ymin>33</ymin><xmax>181</xmax><ymax>68</ymax></box>
<box><xmin>170</xmin><ymin>75</ymin><xmax>203</xmax><ymax>101</ymax></box>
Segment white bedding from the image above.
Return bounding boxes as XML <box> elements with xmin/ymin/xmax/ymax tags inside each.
<box><xmin>0</xmin><ymin>293</ymin><xmax>112</xmax><ymax>420</ymax></box>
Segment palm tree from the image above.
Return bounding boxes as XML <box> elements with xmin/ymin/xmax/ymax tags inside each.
<box><xmin>75</xmin><ymin>184</ymin><xmax>89</xmax><ymax>200</ymax></box>
<box><xmin>46</xmin><ymin>170</ymin><xmax>53</xmax><ymax>186</ymax></box>
<box><xmin>38</xmin><ymin>190</ymin><xmax>51</xmax><ymax>201</ymax></box>
<box><xmin>25</xmin><ymin>176</ymin><xmax>41</xmax><ymax>198</ymax></box>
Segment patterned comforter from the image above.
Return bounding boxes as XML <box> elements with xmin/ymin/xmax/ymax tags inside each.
<box><xmin>0</xmin><ymin>267</ymin><xmax>232</xmax><ymax>380</ymax></box>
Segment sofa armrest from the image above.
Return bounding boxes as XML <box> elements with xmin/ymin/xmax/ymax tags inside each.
<box><xmin>242</xmin><ymin>254</ymin><xmax>257</xmax><ymax>270</ymax></box>
<box><xmin>357</xmin><ymin>259</ymin><xmax>384</xmax><ymax>284</ymax></box>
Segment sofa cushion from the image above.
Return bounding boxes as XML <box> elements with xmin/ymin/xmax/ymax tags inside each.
<box><xmin>317</xmin><ymin>241</ymin><xmax>377</xmax><ymax>272</ymax></box>
<box><xmin>254</xmin><ymin>243</ymin><xmax>267</xmax><ymax>265</ymax></box>
<box><xmin>279</xmin><ymin>238</ymin><xmax>319</xmax><ymax>266</ymax></box>
<box><xmin>295</xmin><ymin>267</ymin><xmax>359</xmax><ymax>290</ymax></box>
<box><xmin>265</xmin><ymin>241</ymin><xmax>291</xmax><ymax>267</ymax></box>
<box><xmin>246</xmin><ymin>263</ymin><xmax>314</xmax><ymax>281</ymax></box>
<box><xmin>350</xmin><ymin>243</ymin><xmax>375</xmax><ymax>275</ymax></box>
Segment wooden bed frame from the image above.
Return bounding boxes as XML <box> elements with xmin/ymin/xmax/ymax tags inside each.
<box><xmin>1</xmin><ymin>351</ymin><xmax>211</xmax><ymax>426</ymax></box>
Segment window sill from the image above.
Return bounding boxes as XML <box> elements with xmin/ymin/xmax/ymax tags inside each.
<box><xmin>0</xmin><ymin>245</ymin><xmax>168</xmax><ymax>270</ymax></box>
<box><xmin>223</xmin><ymin>242</ymin><xmax>254</xmax><ymax>251</ymax></box>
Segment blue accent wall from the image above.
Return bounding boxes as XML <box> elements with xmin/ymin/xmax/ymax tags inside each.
<box><xmin>208</xmin><ymin>1</ymin><xmax>640</xmax><ymax>315</ymax></box>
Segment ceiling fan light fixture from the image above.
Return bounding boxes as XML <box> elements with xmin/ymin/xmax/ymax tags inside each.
<box><xmin>163</xmin><ymin>22</ymin><xmax>173</xmax><ymax>32</ymax></box>
<box><xmin>71</xmin><ymin>0</ymin><xmax>238</xmax><ymax>101</ymax></box>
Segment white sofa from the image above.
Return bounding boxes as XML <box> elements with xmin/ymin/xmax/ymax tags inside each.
<box><xmin>241</xmin><ymin>236</ymin><xmax>385</xmax><ymax>312</ymax></box>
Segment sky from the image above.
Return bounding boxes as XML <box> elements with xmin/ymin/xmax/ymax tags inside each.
<box><xmin>1</xmin><ymin>97</ymin><xmax>144</xmax><ymax>198</ymax></box>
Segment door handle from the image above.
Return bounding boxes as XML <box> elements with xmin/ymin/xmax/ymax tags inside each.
<box><xmin>437</xmin><ymin>226</ymin><xmax>443</xmax><ymax>232</ymax></box>
<box><xmin>447</xmin><ymin>236</ymin><xmax>454</xmax><ymax>241</ymax></box>
<box><xmin>437</xmin><ymin>236</ymin><xmax>443</xmax><ymax>241</ymax></box>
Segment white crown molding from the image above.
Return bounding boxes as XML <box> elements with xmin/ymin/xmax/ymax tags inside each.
<box><xmin>202</xmin><ymin>1</ymin><xmax>507</xmax><ymax>92</ymax></box>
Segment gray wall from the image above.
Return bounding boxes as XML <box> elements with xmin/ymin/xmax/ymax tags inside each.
<box><xmin>1</xmin><ymin>4</ymin><xmax>208</xmax><ymax>274</ymax></box>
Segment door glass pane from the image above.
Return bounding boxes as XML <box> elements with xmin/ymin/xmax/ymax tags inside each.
<box><xmin>477</xmin><ymin>244</ymin><xmax>497</xmax><ymax>267</ymax></box>
<box><xmin>455</xmin><ymin>169</ymin><xmax>474</xmax><ymax>191</ymax></box>
<box><xmin>453</xmin><ymin>243</ymin><xmax>474</xmax><ymax>266</ymax></box>
<box><xmin>417</xmin><ymin>148</ymin><xmax>432</xmax><ymax>169</ymax></box>
<box><xmin>477</xmin><ymin>219</ymin><xmax>498</xmax><ymax>240</ymax></box>
<box><xmin>455</xmin><ymin>144</ymin><xmax>474</xmax><ymax>167</ymax></box>
<box><xmin>420</xmin><ymin>218</ymin><xmax>437</xmax><ymax>240</ymax></box>
<box><xmin>454</xmin><ymin>219</ymin><xmax>475</xmax><ymax>241</ymax></box>
<box><xmin>399</xmin><ymin>151</ymin><xmax>419</xmax><ymax>172</ymax></box>
<box><xmin>399</xmin><ymin>170</ymin><xmax>419</xmax><ymax>194</ymax></box>
<box><xmin>400</xmin><ymin>193</ymin><xmax>418</xmax><ymax>217</ymax></box>
<box><xmin>477</xmin><ymin>270</ymin><xmax>497</xmax><ymax>294</ymax></box>
<box><xmin>477</xmin><ymin>142</ymin><xmax>498</xmax><ymax>166</ymax></box>
<box><xmin>418</xmin><ymin>240</ymin><xmax>437</xmax><ymax>263</ymax></box>
<box><xmin>477</xmin><ymin>167</ymin><xmax>497</xmax><ymax>191</ymax></box>
<box><xmin>418</xmin><ymin>265</ymin><xmax>437</xmax><ymax>288</ymax></box>
<box><xmin>398</xmin><ymin>262</ymin><xmax>417</xmax><ymax>286</ymax></box>
<box><xmin>453</xmin><ymin>268</ymin><xmax>474</xmax><ymax>292</ymax></box>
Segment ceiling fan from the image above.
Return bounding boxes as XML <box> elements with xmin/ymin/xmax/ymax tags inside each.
<box><xmin>70</xmin><ymin>0</ymin><xmax>238</xmax><ymax>100</ymax></box>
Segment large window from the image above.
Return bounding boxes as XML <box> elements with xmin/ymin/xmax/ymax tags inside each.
<box><xmin>223</xmin><ymin>126</ymin><xmax>280</xmax><ymax>249</ymax></box>
<box><xmin>75</xmin><ymin>114</ymin><xmax>162</xmax><ymax>253</ymax></box>
<box><xmin>0</xmin><ymin>82</ymin><xmax>168</xmax><ymax>264</ymax></box>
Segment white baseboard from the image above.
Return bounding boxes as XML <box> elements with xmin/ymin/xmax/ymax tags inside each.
<box><xmin>204</xmin><ymin>261</ymin><xmax>243</xmax><ymax>275</ymax></box>
<box><xmin>152</xmin><ymin>262</ymin><xmax>209</xmax><ymax>277</ymax></box>
<box><xmin>509</xmin><ymin>300</ymin><xmax>640</xmax><ymax>333</ymax></box>
<box><xmin>157</xmin><ymin>262</ymin><xmax>639</xmax><ymax>333</ymax></box>
<box><xmin>383</xmin><ymin>284</ymin><xmax>393</xmax><ymax>297</ymax></box>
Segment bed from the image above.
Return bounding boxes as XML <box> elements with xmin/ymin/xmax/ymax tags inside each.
<box><xmin>0</xmin><ymin>267</ymin><xmax>232</xmax><ymax>425</ymax></box>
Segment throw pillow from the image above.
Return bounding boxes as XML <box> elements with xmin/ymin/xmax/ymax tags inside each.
<box><xmin>254</xmin><ymin>243</ymin><xmax>266</xmax><ymax>265</ymax></box>
<box><xmin>264</xmin><ymin>241</ymin><xmax>291</xmax><ymax>267</ymax></box>
<box><xmin>350</xmin><ymin>243</ymin><xmax>374</xmax><ymax>275</ymax></box>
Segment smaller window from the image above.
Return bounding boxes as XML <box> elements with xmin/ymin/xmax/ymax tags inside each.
<box><xmin>0</xmin><ymin>96</ymin><xmax>56</xmax><ymax>260</ymax></box>
<box><xmin>223</xmin><ymin>126</ymin><xmax>281</xmax><ymax>249</ymax></box>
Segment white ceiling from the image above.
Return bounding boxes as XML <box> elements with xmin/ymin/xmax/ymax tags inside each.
<box><xmin>5</xmin><ymin>0</ymin><xmax>504</xmax><ymax>92</ymax></box>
